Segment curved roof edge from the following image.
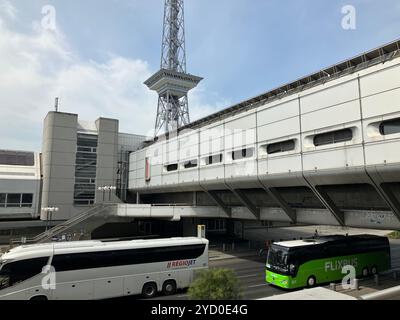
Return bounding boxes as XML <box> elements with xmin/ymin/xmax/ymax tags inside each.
<box><xmin>178</xmin><ymin>39</ymin><xmax>400</xmax><ymax>132</ymax></box>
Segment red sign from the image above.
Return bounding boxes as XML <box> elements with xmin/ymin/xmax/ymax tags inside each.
<box><xmin>145</xmin><ymin>157</ymin><xmax>151</xmax><ymax>182</ymax></box>
<box><xmin>167</xmin><ymin>259</ymin><xmax>196</xmax><ymax>268</ymax></box>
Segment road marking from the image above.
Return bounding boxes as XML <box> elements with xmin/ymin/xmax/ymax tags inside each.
<box><xmin>248</xmin><ymin>283</ymin><xmax>267</xmax><ymax>288</ymax></box>
<box><xmin>177</xmin><ymin>294</ymin><xmax>188</xmax><ymax>298</ymax></box>
<box><xmin>238</xmin><ymin>274</ymin><xmax>258</xmax><ymax>279</ymax></box>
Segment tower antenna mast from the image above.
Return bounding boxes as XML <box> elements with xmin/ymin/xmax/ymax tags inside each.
<box><xmin>145</xmin><ymin>0</ymin><xmax>202</xmax><ymax>136</ymax></box>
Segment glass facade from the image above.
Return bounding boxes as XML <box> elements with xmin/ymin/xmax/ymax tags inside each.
<box><xmin>165</xmin><ymin>164</ymin><xmax>178</xmax><ymax>172</ymax></box>
<box><xmin>0</xmin><ymin>150</ymin><xmax>34</xmax><ymax>166</ymax></box>
<box><xmin>266</xmin><ymin>140</ymin><xmax>295</xmax><ymax>155</ymax></box>
<box><xmin>0</xmin><ymin>193</ymin><xmax>34</xmax><ymax>208</ymax></box>
<box><xmin>204</xmin><ymin>154</ymin><xmax>223</xmax><ymax>166</ymax></box>
<box><xmin>74</xmin><ymin>133</ymin><xmax>98</xmax><ymax>206</ymax></box>
<box><xmin>183</xmin><ymin>160</ymin><xmax>198</xmax><ymax>169</ymax></box>
<box><xmin>314</xmin><ymin>129</ymin><xmax>353</xmax><ymax>147</ymax></box>
<box><xmin>380</xmin><ymin>118</ymin><xmax>400</xmax><ymax>136</ymax></box>
<box><xmin>231</xmin><ymin>148</ymin><xmax>254</xmax><ymax>160</ymax></box>
<box><xmin>200</xmin><ymin>219</ymin><xmax>226</xmax><ymax>232</ymax></box>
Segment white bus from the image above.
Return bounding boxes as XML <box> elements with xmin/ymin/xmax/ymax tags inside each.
<box><xmin>0</xmin><ymin>237</ymin><xmax>209</xmax><ymax>300</ymax></box>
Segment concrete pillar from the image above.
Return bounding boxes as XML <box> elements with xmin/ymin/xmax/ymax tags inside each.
<box><xmin>136</xmin><ymin>192</ymin><xmax>140</xmax><ymax>204</ymax></box>
<box><xmin>41</xmin><ymin>112</ymin><xmax>78</xmax><ymax>221</ymax></box>
<box><xmin>182</xmin><ymin>218</ymin><xmax>198</xmax><ymax>237</ymax></box>
<box><xmin>226</xmin><ymin>219</ymin><xmax>235</xmax><ymax>237</ymax></box>
<box><xmin>354</xmin><ymin>279</ymin><xmax>360</xmax><ymax>290</ymax></box>
<box><xmin>374</xmin><ymin>275</ymin><xmax>380</xmax><ymax>286</ymax></box>
<box><xmin>95</xmin><ymin>117</ymin><xmax>119</xmax><ymax>204</ymax></box>
<box><xmin>193</xmin><ymin>191</ymin><xmax>197</xmax><ymax>206</ymax></box>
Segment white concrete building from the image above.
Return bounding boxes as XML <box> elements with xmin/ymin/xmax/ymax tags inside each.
<box><xmin>0</xmin><ymin>112</ymin><xmax>146</xmax><ymax>225</ymax></box>
<box><xmin>0</xmin><ymin>150</ymin><xmax>41</xmax><ymax>219</ymax></box>
<box><xmin>128</xmin><ymin>39</ymin><xmax>400</xmax><ymax>230</ymax></box>
<box><xmin>1</xmin><ymin>40</ymin><xmax>400</xmax><ymax>240</ymax></box>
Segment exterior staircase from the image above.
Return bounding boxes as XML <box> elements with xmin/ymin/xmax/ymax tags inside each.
<box><xmin>10</xmin><ymin>204</ymin><xmax>118</xmax><ymax>246</ymax></box>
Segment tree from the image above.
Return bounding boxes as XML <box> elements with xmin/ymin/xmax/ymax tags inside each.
<box><xmin>188</xmin><ymin>268</ymin><xmax>242</xmax><ymax>300</ymax></box>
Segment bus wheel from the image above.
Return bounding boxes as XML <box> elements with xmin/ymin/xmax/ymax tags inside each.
<box><xmin>371</xmin><ymin>266</ymin><xmax>378</xmax><ymax>275</ymax></box>
<box><xmin>30</xmin><ymin>295</ymin><xmax>48</xmax><ymax>301</ymax></box>
<box><xmin>163</xmin><ymin>280</ymin><xmax>177</xmax><ymax>296</ymax></box>
<box><xmin>142</xmin><ymin>282</ymin><xmax>157</xmax><ymax>299</ymax></box>
<box><xmin>307</xmin><ymin>276</ymin><xmax>316</xmax><ymax>288</ymax></box>
<box><xmin>362</xmin><ymin>267</ymin><xmax>369</xmax><ymax>278</ymax></box>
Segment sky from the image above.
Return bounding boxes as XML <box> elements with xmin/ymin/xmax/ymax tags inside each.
<box><xmin>0</xmin><ymin>0</ymin><xmax>400</xmax><ymax>151</ymax></box>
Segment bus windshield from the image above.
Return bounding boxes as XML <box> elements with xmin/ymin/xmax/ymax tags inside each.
<box><xmin>266</xmin><ymin>245</ymin><xmax>290</xmax><ymax>274</ymax></box>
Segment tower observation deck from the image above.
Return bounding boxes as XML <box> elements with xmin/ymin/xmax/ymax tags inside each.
<box><xmin>145</xmin><ymin>0</ymin><xmax>202</xmax><ymax>136</ymax></box>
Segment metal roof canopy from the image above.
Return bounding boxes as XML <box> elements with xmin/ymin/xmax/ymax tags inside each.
<box><xmin>177</xmin><ymin>39</ymin><xmax>400</xmax><ymax>132</ymax></box>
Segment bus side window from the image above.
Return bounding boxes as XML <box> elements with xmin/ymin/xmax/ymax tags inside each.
<box><xmin>6</xmin><ymin>257</ymin><xmax>49</xmax><ymax>286</ymax></box>
<box><xmin>353</xmin><ymin>238</ymin><xmax>387</xmax><ymax>254</ymax></box>
<box><xmin>325</xmin><ymin>242</ymin><xmax>349</xmax><ymax>258</ymax></box>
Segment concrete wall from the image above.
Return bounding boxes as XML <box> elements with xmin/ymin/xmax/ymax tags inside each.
<box><xmin>95</xmin><ymin>118</ymin><xmax>120</xmax><ymax>204</ymax></box>
<box><xmin>0</xmin><ymin>153</ymin><xmax>41</xmax><ymax>219</ymax></box>
<box><xmin>129</xmin><ymin>58</ymin><xmax>400</xmax><ymax>193</ymax></box>
<box><xmin>41</xmin><ymin>112</ymin><xmax>130</xmax><ymax>221</ymax></box>
<box><xmin>41</xmin><ymin>112</ymin><xmax>78</xmax><ymax>220</ymax></box>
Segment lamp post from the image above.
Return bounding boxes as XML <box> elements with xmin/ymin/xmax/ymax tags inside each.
<box><xmin>108</xmin><ymin>186</ymin><xmax>117</xmax><ymax>201</ymax></box>
<box><xmin>42</xmin><ymin>207</ymin><xmax>59</xmax><ymax>231</ymax></box>
<box><xmin>98</xmin><ymin>186</ymin><xmax>117</xmax><ymax>203</ymax></box>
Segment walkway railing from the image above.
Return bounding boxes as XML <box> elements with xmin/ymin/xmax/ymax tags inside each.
<box><xmin>9</xmin><ymin>204</ymin><xmax>115</xmax><ymax>246</ymax></box>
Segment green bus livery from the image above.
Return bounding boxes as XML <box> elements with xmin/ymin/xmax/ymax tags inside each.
<box><xmin>266</xmin><ymin>235</ymin><xmax>391</xmax><ymax>289</ymax></box>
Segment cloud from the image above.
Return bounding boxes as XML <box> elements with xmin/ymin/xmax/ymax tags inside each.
<box><xmin>190</xmin><ymin>86</ymin><xmax>231</xmax><ymax>122</ymax></box>
<box><xmin>0</xmin><ymin>0</ymin><xmax>17</xmax><ymax>21</ymax></box>
<box><xmin>0</xmin><ymin>3</ymin><xmax>226</xmax><ymax>151</ymax></box>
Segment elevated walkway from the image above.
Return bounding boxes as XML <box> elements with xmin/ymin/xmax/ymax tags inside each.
<box><xmin>116</xmin><ymin>204</ymin><xmax>400</xmax><ymax>230</ymax></box>
<box><xmin>10</xmin><ymin>204</ymin><xmax>124</xmax><ymax>246</ymax></box>
<box><xmin>8</xmin><ymin>203</ymin><xmax>399</xmax><ymax>247</ymax></box>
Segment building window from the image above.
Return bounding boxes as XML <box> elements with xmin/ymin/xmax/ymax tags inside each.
<box><xmin>74</xmin><ymin>133</ymin><xmax>98</xmax><ymax>206</ymax></box>
<box><xmin>313</xmin><ymin>129</ymin><xmax>353</xmax><ymax>147</ymax></box>
<box><xmin>183</xmin><ymin>160</ymin><xmax>198</xmax><ymax>169</ymax></box>
<box><xmin>165</xmin><ymin>164</ymin><xmax>178</xmax><ymax>172</ymax></box>
<box><xmin>266</xmin><ymin>140</ymin><xmax>295</xmax><ymax>155</ymax></box>
<box><xmin>6</xmin><ymin>194</ymin><xmax>21</xmax><ymax>208</ymax></box>
<box><xmin>204</xmin><ymin>154</ymin><xmax>223</xmax><ymax>166</ymax></box>
<box><xmin>203</xmin><ymin>219</ymin><xmax>226</xmax><ymax>232</ymax></box>
<box><xmin>231</xmin><ymin>148</ymin><xmax>254</xmax><ymax>160</ymax></box>
<box><xmin>77</xmin><ymin>146</ymin><xmax>97</xmax><ymax>153</ymax></box>
<box><xmin>0</xmin><ymin>193</ymin><xmax>33</xmax><ymax>208</ymax></box>
<box><xmin>21</xmin><ymin>194</ymin><xmax>33</xmax><ymax>208</ymax></box>
<box><xmin>138</xmin><ymin>221</ymin><xmax>152</xmax><ymax>234</ymax></box>
<box><xmin>0</xmin><ymin>150</ymin><xmax>34</xmax><ymax>166</ymax></box>
<box><xmin>0</xmin><ymin>194</ymin><xmax>6</xmax><ymax>207</ymax></box>
<box><xmin>379</xmin><ymin>118</ymin><xmax>400</xmax><ymax>136</ymax></box>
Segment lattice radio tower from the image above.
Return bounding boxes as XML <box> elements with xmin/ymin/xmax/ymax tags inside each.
<box><xmin>145</xmin><ymin>0</ymin><xmax>202</xmax><ymax>136</ymax></box>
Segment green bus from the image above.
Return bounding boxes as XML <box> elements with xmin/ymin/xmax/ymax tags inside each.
<box><xmin>266</xmin><ymin>235</ymin><xmax>391</xmax><ymax>289</ymax></box>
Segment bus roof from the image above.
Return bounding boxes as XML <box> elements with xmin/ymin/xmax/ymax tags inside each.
<box><xmin>273</xmin><ymin>234</ymin><xmax>386</xmax><ymax>248</ymax></box>
<box><xmin>1</xmin><ymin>237</ymin><xmax>208</xmax><ymax>262</ymax></box>
<box><xmin>273</xmin><ymin>239</ymin><xmax>328</xmax><ymax>248</ymax></box>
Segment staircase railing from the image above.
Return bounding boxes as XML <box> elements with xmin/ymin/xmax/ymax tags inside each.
<box><xmin>10</xmin><ymin>204</ymin><xmax>114</xmax><ymax>246</ymax></box>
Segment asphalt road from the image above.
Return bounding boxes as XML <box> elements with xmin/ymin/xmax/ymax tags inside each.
<box><xmin>151</xmin><ymin>255</ymin><xmax>281</xmax><ymax>300</ymax></box>
<box><xmin>151</xmin><ymin>239</ymin><xmax>400</xmax><ymax>300</ymax></box>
